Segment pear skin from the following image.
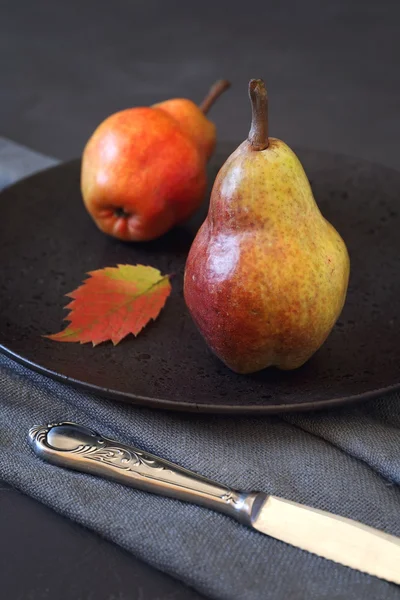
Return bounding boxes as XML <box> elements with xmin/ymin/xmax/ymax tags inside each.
<box><xmin>154</xmin><ymin>80</ymin><xmax>230</xmax><ymax>161</ymax></box>
<box><xmin>184</xmin><ymin>79</ymin><xmax>350</xmax><ymax>374</ymax></box>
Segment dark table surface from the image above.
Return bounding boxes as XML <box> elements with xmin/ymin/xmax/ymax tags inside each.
<box><xmin>1</xmin><ymin>1</ymin><xmax>400</xmax><ymax>598</ymax></box>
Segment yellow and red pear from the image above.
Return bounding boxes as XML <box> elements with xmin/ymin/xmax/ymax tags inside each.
<box><xmin>184</xmin><ymin>79</ymin><xmax>350</xmax><ymax>374</ymax></box>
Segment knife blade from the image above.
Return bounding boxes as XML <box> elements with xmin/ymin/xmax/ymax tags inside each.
<box><xmin>28</xmin><ymin>422</ymin><xmax>400</xmax><ymax>585</ymax></box>
<box><xmin>252</xmin><ymin>495</ymin><xmax>400</xmax><ymax>583</ymax></box>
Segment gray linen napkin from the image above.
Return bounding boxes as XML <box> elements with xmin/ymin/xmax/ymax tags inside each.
<box><xmin>0</xmin><ymin>137</ymin><xmax>57</xmax><ymax>188</ymax></box>
<box><xmin>1</xmin><ymin>140</ymin><xmax>399</xmax><ymax>600</ymax></box>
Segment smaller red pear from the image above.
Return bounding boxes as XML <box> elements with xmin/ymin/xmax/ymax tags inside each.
<box><xmin>81</xmin><ymin>80</ymin><xmax>230</xmax><ymax>242</ymax></box>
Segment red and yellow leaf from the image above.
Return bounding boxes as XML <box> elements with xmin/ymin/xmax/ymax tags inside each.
<box><xmin>46</xmin><ymin>264</ymin><xmax>171</xmax><ymax>346</ymax></box>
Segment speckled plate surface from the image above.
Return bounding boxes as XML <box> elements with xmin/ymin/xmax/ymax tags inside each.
<box><xmin>1</xmin><ymin>144</ymin><xmax>399</xmax><ymax>413</ymax></box>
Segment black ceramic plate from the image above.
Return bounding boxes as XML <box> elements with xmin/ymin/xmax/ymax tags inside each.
<box><xmin>1</xmin><ymin>144</ymin><xmax>399</xmax><ymax>413</ymax></box>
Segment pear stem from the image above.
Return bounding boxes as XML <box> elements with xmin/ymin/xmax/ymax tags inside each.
<box><xmin>199</xmin><ymin>79</ymin><xmax>231</xmax><ymax>114</ymax></box>
<box><xmin>248</xmin><ymin>79</ymin><xmax>269</xmax><ymax>150</ymax></box>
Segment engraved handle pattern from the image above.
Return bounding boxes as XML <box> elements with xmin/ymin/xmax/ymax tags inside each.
<box><xmin>29</xmin><ymin>423</ymin><xmax>257</xmax><ymax>522</ymax></box>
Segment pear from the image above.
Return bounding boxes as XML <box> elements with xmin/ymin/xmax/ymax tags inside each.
<box><xmin>184</xmin><ymin>79</ymin><xmax>350</xmax><ymax>374</ymax></box>
<box><xmin>81</xmin><ymin>80</ymin><xmax>230</xmax><ymax>242</ymax></box>
<box><xmin>154</xmin><ymin>80</ymin><xmax>230</xmax><ymax>161</ymax></box>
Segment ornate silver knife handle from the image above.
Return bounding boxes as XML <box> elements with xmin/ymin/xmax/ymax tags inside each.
<box><xmin>28</xmin><ymin>423</ymin><xmax>400</xmax><ymax>585</ymax></box>
<box><xmin>29</xmin><ymin>423</ymin><xmax>264</xmax><ymax>525</ymax></box>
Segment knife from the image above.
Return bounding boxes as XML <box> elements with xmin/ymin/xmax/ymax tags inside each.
<box><xmin>28</xmin><ymin>422</ymin><xmax>400</xmax><ymax>585</ymax></box>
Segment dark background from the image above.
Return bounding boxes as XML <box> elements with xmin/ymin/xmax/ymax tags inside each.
<box><xmin>1</xmin><ymin>0</ymin><xmax>400</xmax><ymax>168</ymax></box>
<box><xmin>1</xmin><ymin>0</ymin><xmax>399</xmax><ymax>598</ymax></box>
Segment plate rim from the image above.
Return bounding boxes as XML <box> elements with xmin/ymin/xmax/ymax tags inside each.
<box><xmin>2</xmin><ymin>345</ymin><xmax>399</xmax><ymax>414</ymax></box>
<box><xmin>2</xmin><ymin>154</ymin><xmax>400</xmax><ymax>414</ymax></box>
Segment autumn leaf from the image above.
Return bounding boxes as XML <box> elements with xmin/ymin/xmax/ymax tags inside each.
<box><xmin>46</xmin><ymin>264</ymin><xmax>171</xmax><ymax>346</ymax></box>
